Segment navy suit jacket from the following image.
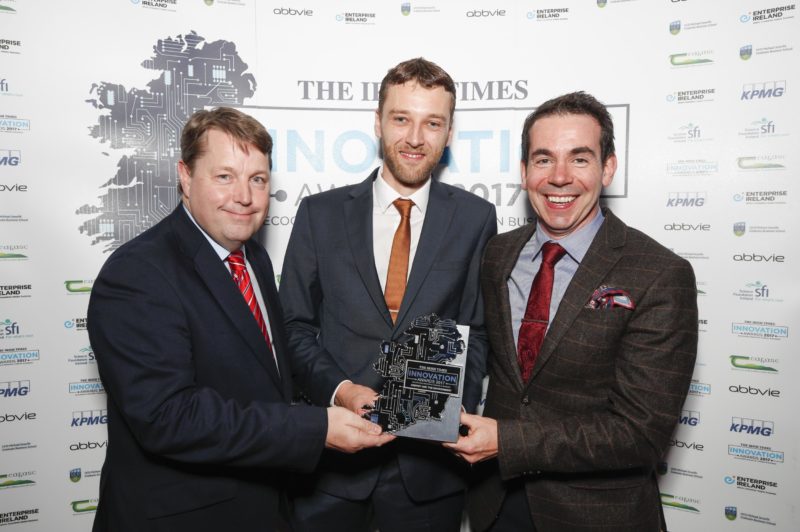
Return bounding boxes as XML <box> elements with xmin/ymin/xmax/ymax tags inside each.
<box><xmin>279</xmin><ymin>170</ymin><xmax>497</xmax><ymax>502</ymax></box>
<box><xmin>88</xmin><ymin>205</ymin><xmax>327</xmax><ymax>532</ymax></box>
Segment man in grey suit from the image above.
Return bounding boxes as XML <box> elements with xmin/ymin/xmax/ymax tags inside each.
<box><xmin>446</xmin><ymin>92</ymin><xmax>698</xmax><ymax>531</ymax></box>
<box><xmin>279</xmin><ymin>58</ymin><xmax>497</xmax><ymax>531</ymax></box>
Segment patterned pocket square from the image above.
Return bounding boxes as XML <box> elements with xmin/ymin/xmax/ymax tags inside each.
<box><xmin>585</xmin><ymin>285</ymin><xmax>635</xmax><ymax>310</ymax></box>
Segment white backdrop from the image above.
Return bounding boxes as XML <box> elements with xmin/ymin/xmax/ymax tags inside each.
<box><xmin>0</xmin><ymin>0</ymin><xmax>797</xmax><ymax>529</ymax></box>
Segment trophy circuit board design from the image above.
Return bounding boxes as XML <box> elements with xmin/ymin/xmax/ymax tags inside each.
<box><xmin>368</xmin><ymin>314</ymin><xmax>468</xmax><ymax>442</ymax></box>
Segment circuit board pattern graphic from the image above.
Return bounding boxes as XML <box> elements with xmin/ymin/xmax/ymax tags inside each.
<box><xmin>78</xmin><ymin>31</ymin><xmax>256</xmax><ymax>251</ymax></box>
<box><xmin>369</xmin><ymin>314</ymin><xmax>464</xmax><ymax>433</ymax></box>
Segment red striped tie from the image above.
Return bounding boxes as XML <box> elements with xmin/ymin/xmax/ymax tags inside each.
<box><xmin>227</xmin><ymin>250</ymin><xmax>273</xmax><ymax>353</ymax></box>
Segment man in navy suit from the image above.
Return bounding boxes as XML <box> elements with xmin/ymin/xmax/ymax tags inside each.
<box><xmin>279</xmin><ymin>58</ymin><xmax>497</xmax><ymax>531</ymax></box>
<box><xmin>88</xmin><ymin>107</ymin><xmax>392</xmax><ymax>532</ymax></box>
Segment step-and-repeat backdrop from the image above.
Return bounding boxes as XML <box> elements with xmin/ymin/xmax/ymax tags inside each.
<box><xmin>1</xmin><ymin>1</ymin><xmax>797</xmax><ymax>530</ymax></box>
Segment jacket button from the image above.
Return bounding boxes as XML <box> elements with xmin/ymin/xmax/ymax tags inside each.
<box><xmin>521</xmin><ymin>396</ymin><xmax>530</xmax><ymax>405</ymax></box>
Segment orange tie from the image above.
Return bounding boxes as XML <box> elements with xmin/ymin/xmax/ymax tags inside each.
<box><xmin>384</xmin><ymin>199</ymin><xmax>413</xmax><ymax>323</ymax></box>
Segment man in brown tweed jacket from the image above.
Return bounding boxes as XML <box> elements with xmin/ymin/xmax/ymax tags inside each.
<box><xmin>446</xmin><ymin>92</ymin><xmax>698</xmax><ymax>531</ymax></box>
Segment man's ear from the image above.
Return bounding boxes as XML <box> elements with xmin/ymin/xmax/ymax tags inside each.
<box><xmin>177</xmin><ymin>160</ymin><xmax>192</xmax><ymax>198</ymax></box>
<box><xmin>374</xmin><ymin>110</ymin><xmax>382</xmax><ymax>140</ymax></box>
<box><xmin>601</xmin><ymin>153</ymin><xmax>617</xmax><ymax>187</ymax></box>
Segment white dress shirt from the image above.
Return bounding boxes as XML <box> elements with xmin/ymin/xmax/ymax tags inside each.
<box><xmin>372</xmin><ymin>166</ymin><xmax>431</xmax><ymax>291</ymax></box>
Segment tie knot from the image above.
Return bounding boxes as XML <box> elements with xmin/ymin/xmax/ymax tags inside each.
<box><xmin>228</xmin><ymin>250</ymin><xmax>246</xmax><ymax>273</ymax></box>
<box><xmin>540</xmin><ymin>242</ymin><xmax>566</xmax><ymax>266</ymax></box>
<box><xmin>393</xmin><ymin>198</ymin><xmax>414</xmax><ymax>218</ymax></box>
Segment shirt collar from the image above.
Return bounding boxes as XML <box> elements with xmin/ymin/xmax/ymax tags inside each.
<box><xmin>182</xmin><ymin>203</ymin><xmax>245</xmax><ymax>262</ymax></box>
<box><xmin>373</xmin><ymin>165</ymin><xmax>430</xmax><ymax>216</ymax></box>
<box><xmin>532</xmin><ymin>208</ymin><xmax>604</xmax><ymax>263</ymax></box>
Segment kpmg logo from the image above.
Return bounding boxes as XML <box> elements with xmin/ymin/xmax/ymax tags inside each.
<box><xmin>730</xmin><ymin>355</ymin><xmax>778</xmax><ymax>373</ymax></box>
<box><xmin>740</xmin><ymin>45</ymin><xmax>753</xmax><ymax>60</ymax></box>
<box><xmin>660</xmin><ymin>493</ymin><xmax>700</xmax><ymax>513</ymax></box>
<box><xmin>730</xmin><ymin>417</ymin><xmax>773</xmax><ymax>436</ymax></box>
<box><xmin>71</xmin><ymin>409</ymin><xmax>108</xmax><ymax>427</ymax></box>
<box><xmin>679</xmin><ymin>410</ymin><xmax>699</xmax><ymax>426</ymax></box>
<box><xmin>741</xmin><ymin>80</ymin><xmax>785</xmax><ymax>100</ymax></box>
<box><xmin>0</xmin><ymin>348</ymin><xmax>38</xmax><ymax>366</ymax></box>
<box><xmin>666</xmin><ymin>192</ymin><xmax>706</xmax><ymax>207</ymax></box>
<box><xmin>728</xmin><ymin>443</ymin><xmax>783</xmax><ymax>464</ymax></box>
<box><xmin>0</xmin><ymin>149</ymin><xmax>20</xmax><ymax>166</ymax></box>
<box><xmin>68</xmin><ymin>379</ymin><xmax>104</xmax><ymax>396</ymax></box>
<box><xmin>731</xmin><ymin>321</ymin><xmax>788</xmax><ymax>340</ymax></box>
<box><xmin>669</xmin><ymin>20</ymin><xmax>681</xmax><ymax>34</ymax></box>
<box><xmin>0</xmin><ymin>380</ymin><xmax>29</xmax><ymax>398</ymax></box>
<box><xmin>688</xmin><ymin>380</ymin><xmax>710</xmax><ymax>396</ymax></box>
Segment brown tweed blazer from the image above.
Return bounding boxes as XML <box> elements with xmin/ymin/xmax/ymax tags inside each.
<box><xmin>468</xmin><ymin>209</ymin><xmax>698</xmax><ymax>532</ymax></box>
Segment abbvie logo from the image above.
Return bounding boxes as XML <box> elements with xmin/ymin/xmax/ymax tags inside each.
<box><xmin>729</xmin><ymin>385</ymin><xmax>780</xmax><ymax>397</ymax></box>
<box><xmin>69</xmin><ymin>440</ymin><xmax>108</xmax><ymax>451</ymax></box>
<box><xmin>733</xmin><ymin>253</ymin><xmax>784</xmax><ymax>263</ymax></box>
<box><xmin>669</xmin><ymin>439</ymin><xmax>704</xmax><ymax>451</ymax></box>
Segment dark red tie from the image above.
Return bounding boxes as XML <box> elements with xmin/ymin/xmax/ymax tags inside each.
<box><xmin>228</xmin><ymin>250</ymin><xmax>273</xmax><ymax>353</ymax></box>
<box><xmin>517</xmin><ymin>242</ymin><xmax>567</xmax><ymax>382</ymax></box>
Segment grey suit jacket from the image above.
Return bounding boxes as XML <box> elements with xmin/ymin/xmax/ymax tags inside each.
<box><xmin>279</xmin><ymin>169</ymin><xmax>497</xmax><ymax>501</ymax></box>
<box><xmin>469</xmin><ymin>209</ymin><xmax>698</xmax><ymax>532</ymax></box>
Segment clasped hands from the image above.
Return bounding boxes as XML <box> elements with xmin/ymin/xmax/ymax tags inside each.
<box><xmin>328</xmin><ymin>383</ymin><xmax>498</xmax><ymax>463</ymax></box>
<box><xmin>325</xmin><ymin>382</ymin><xmax>394</xmax><ymax>453</ymax></box>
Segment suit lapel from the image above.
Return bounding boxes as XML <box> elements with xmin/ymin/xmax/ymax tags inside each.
<box><xmin>172</xmin><ymin>207</ymin><xmax>283</xmax><ymax>389</ymax></box>
<box><xmin>498</xmin><ymin>223</ymin><xmax>537</xmax><ymax>387</ymax></box>
<box><xmin>394</xmin><ymin>179</ymin><xmax>456</xmax><ymax>329</ymax></box>
<box><xmin>344</xmin><ymin>170</ymin><xmax>393</xmax><ymax>327</ymax></box>
<box><xmin>527</xmin><ymin>209</ymin><xmax>627</xmax><ymax>384</ymax></box>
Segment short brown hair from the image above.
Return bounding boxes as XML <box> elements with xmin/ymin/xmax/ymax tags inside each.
<box><xmin>521</xmin><ymin>91</ymin><xmax>615</xmax><ymax>165</ymax></box>
<box><xmin>378</xmin><ymin>57</ymin><xmax>457</xmax><ymax>119</ymax></box>
<box><xmin>180</xmin><ymin>106</ymin><xmax>272</xmax><ymax>178</ymax></box>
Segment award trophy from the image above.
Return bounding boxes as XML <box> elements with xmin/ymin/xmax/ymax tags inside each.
<box><xmin>367</xmin><ymin>313</ymin><xmax>468</xmax><ymax>442</ymax></box>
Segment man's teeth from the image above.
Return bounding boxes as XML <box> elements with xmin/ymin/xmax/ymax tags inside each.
<box><xmin>547</xmin><ymin>196</ymin><xmax>576</xmax><ymax>204</ymax></box>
